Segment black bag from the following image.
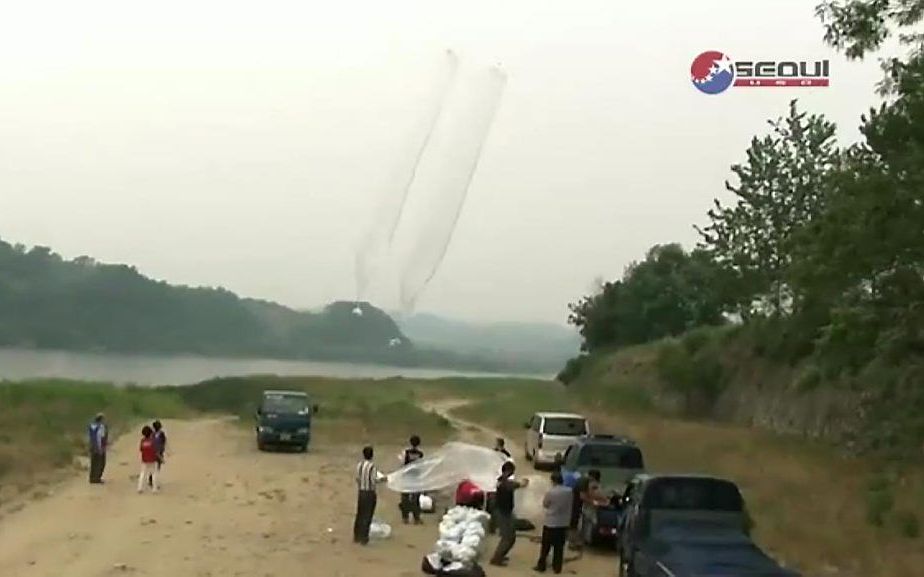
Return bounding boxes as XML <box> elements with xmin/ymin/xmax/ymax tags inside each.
<box><xmin>421</xmin><ymin>557</ymin><xmax>486</xmax><ymax>577</ymax></box>
<box><xmin>514</xmin><ymin>518</ymin><xmax>535</xmax><ymax>531</ymax></box>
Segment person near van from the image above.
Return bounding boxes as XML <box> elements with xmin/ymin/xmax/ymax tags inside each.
<box><xmin>137</xmin><ymin>425</ymin><xmax>159</xmax><ymax>493</ymax></box>
<box><xmin>534</xmin><ymin>472</ymin><xmax>572</xmax><ymax>574</ymax></box>
<box><xmin>87</xmin><ymin>413</ymin><xmax>108</xmax><ymax>484</ymax></box>
<box><xmin>399</xmin><ymin>435</ymin><xmax>424</xmax><ymax>524</ymax></box>
<box><xmin>569</xmin><ymin>469</ymin><xmax>607</xmax><ymax>548</ymax></box>
<box><xmin>489</xmin><ymin>461</ymin><xmax>530</xmax><ymax>567</ymax></box>
<box><xmin>354</xmin><ymin>446</ymin><xmax>385</xmax><ymax>545</ymax></box>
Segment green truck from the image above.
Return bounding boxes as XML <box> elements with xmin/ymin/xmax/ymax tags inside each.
<box><xmin>255</xmin><ymin>390</ymin><xmax>317</xmax><ymax>452</ymax></box>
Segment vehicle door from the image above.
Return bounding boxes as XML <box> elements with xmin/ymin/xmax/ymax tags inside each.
<box><xmin>620</xmin><ymin>480</ymin><xmax>648</xmax><ymax>569</ymax></box>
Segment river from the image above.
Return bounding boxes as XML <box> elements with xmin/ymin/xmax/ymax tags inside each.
<box><xmin>0</xmin><ymin>347</ymin><xmax>531</xmax><ymax>386</ymax></box>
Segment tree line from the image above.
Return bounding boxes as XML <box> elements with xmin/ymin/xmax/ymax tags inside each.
<box><xmin>563</xmin><ymin>2</ymin><xmax>923</xmax><ymax>451</ymax></box>
<box><xmin>0</xmin><ymin>240</ymin><xmax>522</xmax><ymax>371</ymax></box>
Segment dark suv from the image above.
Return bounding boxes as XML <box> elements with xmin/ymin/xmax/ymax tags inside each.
<box><xmin>560</xmin><ymin>435</ymin><xmax>645</xmax><ymax>546</ymax></box>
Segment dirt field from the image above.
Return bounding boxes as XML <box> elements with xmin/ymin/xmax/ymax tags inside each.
<box><xmin>0</xmin><ymin>414</ymin><xmax>614</xmax><ymax>577</ymax></box>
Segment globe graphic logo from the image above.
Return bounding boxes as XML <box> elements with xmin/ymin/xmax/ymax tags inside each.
<box><xmin>691</xmin><ymin>51</ymin><xmax>735</xmax><ymax>95</ymax></box>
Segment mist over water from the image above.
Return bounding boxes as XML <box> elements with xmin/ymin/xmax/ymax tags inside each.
<box><xmin>397</xmin><ymin>64</ymin><xmax>507</xmax><ymax>312</ymax></box>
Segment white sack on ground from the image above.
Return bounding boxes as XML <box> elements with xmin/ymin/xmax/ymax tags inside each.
<box><xmin>387</xmin><ymin>442</ymin><xmax>506</xmax><ymax>493</ymax></box>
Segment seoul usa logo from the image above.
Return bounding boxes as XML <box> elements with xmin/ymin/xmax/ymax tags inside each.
<box><xmin>691</xmin><ymin>50</ymin><xmax>830</xmax><ymax>95</ymax></box>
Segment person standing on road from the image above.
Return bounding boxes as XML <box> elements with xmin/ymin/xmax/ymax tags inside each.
<box><xmin>354</xmin><ymin>445</ymin><xmax>385</xmax><ymax>545</ymax></box>
<box><xmin>494</xmin><ymin>438</ymin><xmax>511</xmax><ymax>459</ymax></box>
<box><xmin>148</xmin><ymin>420</ymin><xmax>167</xmax><ymax>488</ymax></box>
<box><xmin>398</xmin><ymin>435</ymin><xmax>424</xmax><ymax>524</ymax></box>
<box><xmin>87</xmin><ymin>413</ymin><xmax>108</xmax><ymax>484</ymax></box>
<box><xmin>137</xmin><ymin>425</ymin><xmax>159</xmax><ymax>494</ymax></box>
<box><xmin>489</xmin><ymin>461</ymin><xmax>530</xmax><ymax>567</ymax></box>
<box><xmin>534</xmin><ymin>471</ymin><xmax>572</xmax><ymax>574</ymax></box>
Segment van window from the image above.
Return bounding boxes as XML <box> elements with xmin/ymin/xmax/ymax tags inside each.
<box><xmin>542</xmin><ymin>417</ymin><xmax>587</xmax><ymax>436</ymax></box>
<box><xmin>531</xmin><ymin>417</ymin><xmax>541</xmax><ymax>432</ymax></box>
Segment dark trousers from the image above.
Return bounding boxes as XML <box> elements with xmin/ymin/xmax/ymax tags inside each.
<box><xmin>536</xmin><ymin>526</ymin><xmax>568</xmax><ymax>573</ymax></box>
<box><xmin>400</xmin><ymin>492</ymin><xmax>421</xmax><ymax>522</ymax></box>
<box><xmin>89</xmin><ymin>451</ymin><xmax>106</xmax><ymax>483</ymax></box>
<box><xmin>353</xmin><ymin>490</ymin><xmax>377</xmax><ymax>544</ymax></box>
<box><xmin>490</xmin><ymin>510</ymin><xmax>516</xmax><ymax>563</ymax></box>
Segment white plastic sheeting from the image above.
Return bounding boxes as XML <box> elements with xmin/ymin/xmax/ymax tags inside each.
<box><xmin>387</xmin><ymin>442</ymin><xmax>506</xmax><ymax>493</ymax></box>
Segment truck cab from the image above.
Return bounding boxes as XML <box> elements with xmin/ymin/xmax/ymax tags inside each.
<box><xmin>255</xmin><ymin>390</ymin><xmax>317</xmax><ymax>452</ymax></box>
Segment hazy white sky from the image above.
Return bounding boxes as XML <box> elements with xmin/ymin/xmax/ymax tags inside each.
<box><xmin>0</xmin><ymin>0</ymin><xmax>888</xmax><ymax>325</ymax></box>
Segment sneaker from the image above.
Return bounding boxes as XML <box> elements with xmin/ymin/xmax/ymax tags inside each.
<box><xmin>533</xmin><ymin>566</ymin><xmax>547</xmax><ymax>573</ymax></box>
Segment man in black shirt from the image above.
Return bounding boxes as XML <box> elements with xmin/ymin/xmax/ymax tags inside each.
<box><xmin>489</xmin><ymin>461</ymin><xmax>530</xmax><ymax>567</ymax></box>
<box><xmin>399</xmin><ymin>435</ymin><xmax>424</xmax><ymax>524</ymax></box>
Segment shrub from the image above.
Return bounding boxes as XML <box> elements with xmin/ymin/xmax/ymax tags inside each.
<box><xmin>655</xmin><ymin>341</ymin><xmax>727</xmax><ymax>415</ymax></box>
<box><xmin>557</xmin><ymin>354</ymin><xmax>590</xmax><ymax>385</ymax></box>
<box><xmin>895</xmin><ymin>510</ymin><xmax>920</xmax><ymax>539</ymax></box>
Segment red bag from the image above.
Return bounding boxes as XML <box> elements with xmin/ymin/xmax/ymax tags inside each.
<box><xmin>455</xmin><ymin>480</ymin><xmax>485</xmax><ymax>508</ymax></box>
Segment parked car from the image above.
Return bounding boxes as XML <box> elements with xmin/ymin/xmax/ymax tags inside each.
<box><xmin>560</xmin><ymin>435</ymin><xmax>645</xmax><ymax>547</ymax></box>
<box><xmin>524</xmin><ymin>411</ymin><xmax>589</xmax><ymax>468</ymax></box>
<box><xmin>618</xmin><ymin>474</ymin><xmax>798</xmax><ymax>577</ymax></box>
<box><xmin>255</xmin><ymin>390</ymin><xmax>318</xmax><ymax>452</ymax></box>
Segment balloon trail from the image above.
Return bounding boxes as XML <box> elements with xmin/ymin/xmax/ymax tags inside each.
<box><xmin>354</xmin><ymin>50</ymin><xmax>460</xmax><ymax>302</ymax></box>
<box><xmin>399</xmin><ymin>64</ymin><xmax>507</xmax><ymax>312</ymax></box>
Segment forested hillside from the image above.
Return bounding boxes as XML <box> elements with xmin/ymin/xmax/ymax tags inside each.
<box><xmin>561</xmin><ymin>2</ymin><xmax>924</xmax><ymax>459</ymax></box>
<box><xmin>0</xmin><ymin>239</ymin><xmax>512</xmax><ymax>371</ymax></box>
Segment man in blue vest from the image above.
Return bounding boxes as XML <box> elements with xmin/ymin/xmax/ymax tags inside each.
<box><xmin>87</xmin><ymin>413</ymin><xmax>108</xmax><ymax>484</ymax></box>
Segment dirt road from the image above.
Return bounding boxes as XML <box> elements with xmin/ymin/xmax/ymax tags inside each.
<box><xmin>0</xmin><ymin>416</ymin><xmax>615</xmax><ymax>577</ymax></box>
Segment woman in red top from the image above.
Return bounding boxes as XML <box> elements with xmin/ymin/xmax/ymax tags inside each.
<box><xmin>137</xmin><ymin>425</ymin><xmax>159</xmax><ymax>493</ymax></box>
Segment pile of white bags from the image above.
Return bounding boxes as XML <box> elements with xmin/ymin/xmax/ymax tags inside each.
<box><xmin>433</xmin><ymin>506</ymin><xmax>490</xmax><ymax>566</ymax></box>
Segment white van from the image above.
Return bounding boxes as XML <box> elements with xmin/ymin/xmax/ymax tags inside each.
<box><xmin>524</xmin><ymin>412</ymin><xmax>589</xmax><ymax>468</ymax></box>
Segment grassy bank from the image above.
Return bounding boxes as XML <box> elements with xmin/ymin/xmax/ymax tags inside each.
<box><xmin>169</xmin><ymin>375</ymin><xmax>457</xmax><ymax>444</ymax></box>
<box><xmin>0</xmin><ymin>380</ymin><xmax>189</xmax><ymax>504</ymax></box>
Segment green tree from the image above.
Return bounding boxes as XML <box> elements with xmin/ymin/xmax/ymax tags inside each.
<box><xmin>568</xmin><ymin>244</ymin><xmax>733</xmax><ymax>352</ymax></box>
<box><xmin>697</xmin><ymin>101</ymin><xmax>841</xmax><ymax>318</ymax></box>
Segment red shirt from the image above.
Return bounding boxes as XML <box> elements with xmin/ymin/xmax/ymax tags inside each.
<box><xmin>140</xmin><ymin>438</ymin><xmax>158</xmax><ymax>463</ymax></box>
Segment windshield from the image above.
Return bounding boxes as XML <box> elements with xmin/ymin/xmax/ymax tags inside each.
<box><xmin>577</xmin><ymin>445</ymin><xmax>644</xmax><ymax>469</ymax></box>
<box><xmin>643</xmin><ymin>478</ymin><xmax>744</xmax><ymax>512</ymax></box>
<box><xmin>262</xmin><ymin>394</ymin><xmax>309</xmax><ymax>415</ymax></box>
<box><xmin>543</xmin><ymin>418</ymin><xmax>587</xmax><ymax>436</ymax></box>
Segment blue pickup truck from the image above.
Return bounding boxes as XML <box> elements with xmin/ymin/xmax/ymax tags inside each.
<box><xmin>560</xmin><ymin>435</ymin><xmax>645</xmax><ymax>547</ymax></box>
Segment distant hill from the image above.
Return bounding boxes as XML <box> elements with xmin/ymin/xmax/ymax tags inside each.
<box><xmin>397</xmin><ymin>312</ymin><xmax>580</xmax><ymax>373</ymax></box>
<box><xmin>0</xmin><ymin>239</ymin><xmax>523</xmax><ymax>372</ymax></box>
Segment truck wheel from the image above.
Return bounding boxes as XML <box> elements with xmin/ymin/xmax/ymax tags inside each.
<box><xmin>257</xmin><ymin>439</ymin><xmax>266</xmax><ymax>452</ymax></box>
<box><xmin>299</xmin><ymin>443</ymin><xmax>308</xmax><ymax>453</ymax></box>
